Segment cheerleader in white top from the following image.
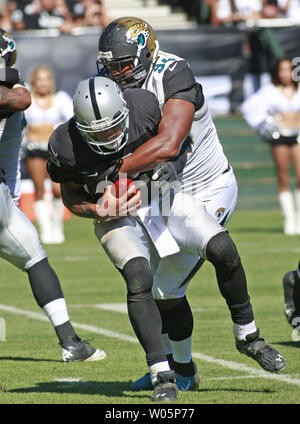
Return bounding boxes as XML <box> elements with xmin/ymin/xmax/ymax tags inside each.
<box><xmin>23</xmin><ymin>66</ymin><xmax>73</xmax><ymax>243</ymax></box>
<box><xmin>241</xmin><ymin>58</ymin><xmax>300</xmax><ymax>235</ymax></box>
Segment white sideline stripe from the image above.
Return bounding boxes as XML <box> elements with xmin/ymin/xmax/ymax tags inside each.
<box><xmin>206</xmin><ymin>375</ymin><xmax>259</xmax><ymax>381</ymax></box>
<box><xmin>94</xmin><ymin>303</ymin><xmax>128</xmax><ymax>314</ymax></box>
<box><xmin>0</xmin><ymin>304</ymin><xmax>138</xmax><ymax>343</ymax></box>
<box><xmin>2</xmin><ymin>303</ymin><xmax>300</xmax><ymax>388</ymax></box>
<box><xmin>70</xmin><ymin>304</ymin><xmax>216</xmax><ymax>314</ymax></box>
<box><xmin>192</xmin><ymin>352</ymin><xmax>300</xmax><ymax>388</ymax></box>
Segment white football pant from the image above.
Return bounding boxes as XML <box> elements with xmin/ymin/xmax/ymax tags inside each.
<box><xmin>94</xmin><ymin>167</ymin><xmax>238</xmax><ymax>299</ymax></box>
<box><xmin>0</xmin><ymin>182</ymin><xmax>47</xmax><ymax>270</ymax></box>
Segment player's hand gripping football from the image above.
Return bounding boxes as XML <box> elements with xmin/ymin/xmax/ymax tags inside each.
<box><xmin>96</xmin><ymin>178</ymin><xmax>141</xmax><ymax>221</ymax></box>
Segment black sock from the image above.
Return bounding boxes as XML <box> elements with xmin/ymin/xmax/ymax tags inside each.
<box><xmin>55</xmin><ymin>321</ymin><xmax>78</xmax><ymax>347</ymax></box>
<box><xmin>27</xmin><ymin>258</ymin><xmax>64</xmax><ymax>307</ymax></box>
<box><xmin>122</xmin><ymin>258</ymin><xmax>167</xmax><ymax>367</ymax></box>
<box><xmin>173</xmin><ymin>360</ymin><xmax>195</xmax><ymax>377</ymax></box>
<box><xmin>167</xmin><ymin>353</ymin><xmax>175</xmax><ymax>370</ymax></box>
<box><xmin>159</xmin><ymin>297</ymin><xmax>193</xmax><ymax>342</ymax></box>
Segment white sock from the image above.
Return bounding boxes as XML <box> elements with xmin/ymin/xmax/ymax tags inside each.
<box><xmin>43</xmin><ymin>298</ymin><xmax>69</xmax><ymax>327</ymax></box>
<box><xmin>233</xmin><ymin>320</ymin><xmax>257</xmax><ymax>341</ymax></box>
<box><xmin>150</xmin><ymin>361</ymin><xmax>170</xmax><ymax>385</ymax></box>
<box><xmin>161</xmin><ymin>333</ymin><xmax>173</xmax><ymax>356</ymax></box>
<box><xmin>52</xmin><ymin>198</ymin><xmax>65</xmax><ymax>243</ymax></box>
<box><xmin>170</xmin><ymin>336</ymin><xmax>192</xmax><ymax>363</ymax></box>
<box><xmin>34</xmin><ymin>199</ymin><xmax>54</xmax><ymax>243</ymax></box>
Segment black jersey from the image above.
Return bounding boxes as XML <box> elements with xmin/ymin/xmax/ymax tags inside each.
<box><xmin>47</xmin><ymin>88</ymin><xmax>161</xmax><ymax>196</ymax></box>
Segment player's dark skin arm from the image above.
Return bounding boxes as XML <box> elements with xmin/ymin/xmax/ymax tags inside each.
<box><xmin>61</xmin><ymin>182</ymin><xmax>98</xmax><ymax>219</ymax></box>
<box><xmin>61</xmin><ymin>181</ymin><xmax>141</xmax><ymax>220</ymax></box>
<box><xmin>0</xmin><ymin>85</ymin><xmax>31</xmax><ymax>113</ymax></box>
<box><xmin>119</xmin><ymin>98</ymin><xmax>195</xmax><ymax>176</ymax></box>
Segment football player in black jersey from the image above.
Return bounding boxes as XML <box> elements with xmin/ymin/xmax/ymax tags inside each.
<box><xmin>47</xmin><ymin>76</ymin><xmax>181</xmax><ymax>402</ymax></box>
<box><xmin>48</xmin><ymin>73</ymin><xmax>287</xmax><ymax>401</ymax></box>
<box><xmin>0</xmin><ymin>29</ymin><xmax>105</xmax><ymax>363</ymax></box>
<box><xmin>96</xmin><ymin>17</ymin><xmax>287</xmax><ymax>391</ymax></box>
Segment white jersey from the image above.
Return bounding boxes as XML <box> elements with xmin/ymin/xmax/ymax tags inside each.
<box><xmin>0</xmin><ymin>112</ymin><xmax>24</xmax><ymax>200</ymax></box>
<box><xmin>143</xmin><ymin>50</ymin><xmax>228</xmax><ymax>195</ymax></box>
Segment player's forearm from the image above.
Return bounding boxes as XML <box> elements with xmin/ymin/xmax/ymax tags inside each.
<box><xmin>120</xmin><ymin>99</ymin><xmax>194</xmax><ymax>175</ymax></box>
<box><xmin>0</xmin><ymin>86</ymin><xmax>31</xmax><ymax>112</ymax></box>
<box><xmin>119</xmin><ymin>133</ymin><xmax>181</xmax><ymax>175</ymax></box>
<box><xmin>66</xmin><ymin>201</ymin><xmax>98</xmax><ymax>219</ymax></box>
<box><xmin>61</xmin><ymin>183</ymin><xmax>98</xmax><ymax>219</ymax></box>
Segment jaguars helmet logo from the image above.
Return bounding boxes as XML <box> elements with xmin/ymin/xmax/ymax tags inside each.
<box><xmin>125</xmin><ymin>23</ymin><xmax>150</xmax><ymax>49</ymax></box>
<box><xmin>0</xmin><ymin>30</ymin><xmax>17</xmax><ymax>67</ymax></box>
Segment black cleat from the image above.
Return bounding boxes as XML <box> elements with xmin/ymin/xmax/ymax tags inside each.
<box><xmin>283</xmin><ymin>270</ymin><xmax>300</xmax><ymax>327</ymax></box>
<box><xmin>61</xmin><ymin>337</ymin><xmax>106</xmax><ymax>362</ymax></box>
<box><xmin>151</xmin><ymin>370</ymin><xmax>178</xmax><ymax>402</ymax></box>
<box><xmin>236</xmin><ymin>329</ymin><xmax>286</xmax><ymax>372</ymax></box>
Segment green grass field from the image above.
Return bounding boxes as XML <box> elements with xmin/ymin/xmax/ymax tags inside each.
<box><xmin>0</xmin><ymin>209</ymin><xmax>300</xmax><ymax>406</ymax></box>
<box><xmin>1</xmin><ymin>116</ymin><xmax>300</xmax><ymax>407</ymax></box>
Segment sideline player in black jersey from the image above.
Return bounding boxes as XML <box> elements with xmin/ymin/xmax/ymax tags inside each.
<box><xmin>96</xmin><ymin>17</ymin><xmax>287</xmax><ymax>391</ymax></box>
<box><xmin>283</xmin><ymin>260</ymin><xmax>300</xmax><ymax>329</ymax></box>
<box><xmin>0</xmin><ymin>29</ymin><xmax>104</xmax><ymax>363</ymax></box>
<box><xmin>47</xmin><ymin>76</ymin><xmax>180</xmax><ymax>402</ymax></box>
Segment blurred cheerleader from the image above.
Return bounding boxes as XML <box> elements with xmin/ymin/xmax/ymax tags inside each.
<box><xmin>23</xmin><ymin>65</ymin><xmax>73</xmax><ymax>243</ymax></box>
<box><xmin>241</xmin><ymin>57</ymin><xmax>300</xmax><ymax>235</ymax></box>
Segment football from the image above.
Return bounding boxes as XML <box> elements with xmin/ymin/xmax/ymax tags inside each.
<box><xmin>113</xmin><ymin>177</ymin><xmax>139</xmax><ymax>198</ymax></box>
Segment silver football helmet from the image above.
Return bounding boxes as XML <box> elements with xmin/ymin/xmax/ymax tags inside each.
<box><xmin>73</xmin><ymin>76</ymin><xmax>129</xmax><ymax>155</ymax></box>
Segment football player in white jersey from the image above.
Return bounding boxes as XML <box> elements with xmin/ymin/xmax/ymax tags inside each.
<box><xmin>96</xmin><ymin>17</ymin><xmax>287</xmax><ymax>390</ymax></box>
<box><xmin>0</xmin><ymin>29</ymin><xmax>105</xmax><ymax>363</ymax></box>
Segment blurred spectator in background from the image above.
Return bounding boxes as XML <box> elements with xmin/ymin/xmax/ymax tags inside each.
<box><xmin>65</xmin><ymin>0</ymin><xmax>86</xmax><ymax>26</ymax></box>
<box><xmin>209</xmin><ymin>0</ymin><xmax>285</xmax><ymax>91</ymax></box>
<box><xmin>9</xmin><ymin>1</ymin><xmax>38</xmax><ymax>32</ymax></box>
<box><xmin>278</xmin><ymin>0</ymin><xmax>300</xmax><ymax>18</ymax></box>
<box><xmin>6</xmin><ymin>0</ymin><xmax>111</xmax><ymax>31</ymax></box>
<box><xmin>8</xmin><ymin>0</ymin><xmax>73</xmax><ymax>32</ymax></box>
<box><xmin>209</xmin><ymin>0</ymin><xmax>263</xmax><ymax>26</ymax></box>
<box><xmin>82</xmin><ymin>0</ymin><xmax>112</xmax><ymax>27</ymax></box>
<box><xmin>241</xmin><ymin>58</ymin><xmax>300</xmax><ymax>235</ymax></box>
<box><xmin>0</xmin><ymin>0</ymin><xmax>13</xmax><ymax>31</ymax></box>
<box><xmin>23</xmin><ymin>65</ymin><xmax>73</xmax><ymax>244</ymax></box>
<box><xmin>261</xmin><ymin>0</ymin><xmax>280</xmax><ymax>18</ymax></box>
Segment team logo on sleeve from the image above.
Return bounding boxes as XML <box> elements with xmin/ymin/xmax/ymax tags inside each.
<box><xmin>215</xmin><ymin>207</ymin><xmax>225</xmax><ymax>220</ymax></box>
<box><xmin>48</xmin><ymin>144</ymin><xmax>61</xmax><ymax>167</ymax></box>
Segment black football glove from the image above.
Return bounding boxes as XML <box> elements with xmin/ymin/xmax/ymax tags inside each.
<box><xmin>0</xmin><ymin>58</ymin><xmax>20</xmax><ymax>88</ymax></box>
<box><xmin>151</xmin><ymin>162</ymin><xmax>178</xmax><ymax>196</ymax></box>
<box><xmin>152</xmin><ymin>161</ymin><xmax>177</xmax><ymax>183</ymax></box>
<box><xmin>151</xmin><ymin>142</ymin><xmax>188</xmax><ymax>184</ymax></box>
<box><xmin>0</xmin><ymin>166</ymin><xmax>5</xmax><ymax>182</ymax></box>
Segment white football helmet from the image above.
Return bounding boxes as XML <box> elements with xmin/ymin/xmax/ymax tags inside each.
<box><xmin>73</xmin><ymin>76</ymin><xmax>129</xmax><ymax>155</ymax></box>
